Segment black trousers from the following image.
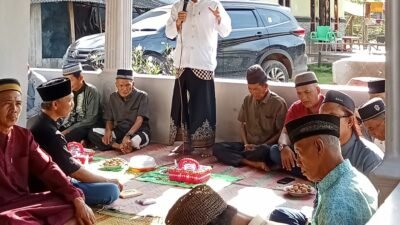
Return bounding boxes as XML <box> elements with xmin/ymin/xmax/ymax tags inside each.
<box><xmin>212</xmin><ymin>142</ymin><xmax>273</xmax><ymax>167</ymax></box>
<box><xmin>169</xmin><ymin>68</ymin><xmax>216</xmax><ymax>148</ymax></box>
<box><xmin>60</xmin><ymin>121</ymin><xmax>104</xmax><ymax>143</ymax></box>
<box><xmin>64</xmin><ymin>127</ymin><xmax>91</xmax><ymax>142</ymax></box>
<box><xmin>87</xmin><ymin>128</ymin><xmax>149</xmax><ymax>151</ymax></box>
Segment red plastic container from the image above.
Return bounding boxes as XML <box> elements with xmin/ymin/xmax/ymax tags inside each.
<box><xmin>67</xmin><ymin>142</ymin><xmax>94</xmax><ymax>164</ymax></box>
<box><xmin>168</xmin><ymin>158</ymin><xmax>212</xmax><ymax>184</ymax></box>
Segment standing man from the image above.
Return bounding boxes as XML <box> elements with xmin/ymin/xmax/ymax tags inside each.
<box><xmin>213</xmin><ymin>65</ymin><xmax>287</xmax><ymax>171</ymax></box>
<box><xmin>166</xmin><ymin>0</ymin><xmax>231</xmax><ymax>153</ymax></box>
<box><xmin>0</xmin><ymin>78</ymin><xmax>95</xmax><ymax>225</ymax></box>
<box><xmin>60</xmin><ymin>63</ymin><xmax>102</xmax><ymax>143</ymax></box>
<box><xmin>88</xmin><ymin>69</ymin><xmax>150</xmax><ymax>153</ymax></box>
<box><xmin>29</xmin><ymin>77</ymin><xmax>121</xmax><ymax>206</ymax></box>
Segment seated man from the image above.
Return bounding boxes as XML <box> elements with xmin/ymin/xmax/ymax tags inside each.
<box><xmin>368</xmin><ymin>78</ymin><xmax>385</xmax><ymax>100</ymax></box>
<box><xmin>0</xmin><ymin>78</ymin><xmax>95</xmax><ymax>225</ymax></box>
<box><xmin>60</xmin><ymin>63</ymin><xmax>102</xmax><ymax>143</ymax></box>
<box><xmin>358</xmin><ymin>97</ymin><xmax>385</xmax><ymax>141</ymax></box>
<box><xmin>213</xmin><ymin>65</ymin><xmax>287</xmax><ymax>171</ymax></box>
<box><xmin>319</xmin><ymin>90</ymin><xmax>383</xmax><ymax>176</ymax></box>
<box><xmin>166</xmin><ymin>184</ymin><xmax>285</xmax><ymax>225</ymax></box>
<box><xmin>269</xmin><ymin>72</ymin><xmax>325</xmax><ymax>176</ymax></box>
<box><xmin>88</xmin><ymin>69</ymin><xmax>150</xmax><ymax>153</ymax></box>
<box><xmin>353</xmin><ymin>78</ymin><xmax>385</xmax><ymax>146</ymax></box>
<box><xmin>270</xmin><ymin>114</ymin><xmax>377</xmax><ymax>225</ymax></box>
<box><xmin>29</xmin><ymin>77</ymin><xmax>121</xmax><ymax>206</ymax></box>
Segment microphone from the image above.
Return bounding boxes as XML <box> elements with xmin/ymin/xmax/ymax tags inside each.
<box><xmin>183</xmin><ymin>0</ymin><xmax>189</xmax><ymax>12</ymax></box>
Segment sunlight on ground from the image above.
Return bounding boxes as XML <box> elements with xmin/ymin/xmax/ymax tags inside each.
<box><xmin>227</xmin><ymin>187</ymin><xmax>286</xmax><ymax>217</ymax></box>
<box><xmin>137</xmin><ymin>187</ymin><xmax>189</xmax><ymax>217</ymax></box>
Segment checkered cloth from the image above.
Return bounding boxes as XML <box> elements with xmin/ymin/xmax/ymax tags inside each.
<box><xmin>175</xmin><ymin>68</ymin><xmax>214</xmax><ymax>80</ymax></box>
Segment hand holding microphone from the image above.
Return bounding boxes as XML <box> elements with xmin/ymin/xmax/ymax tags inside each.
<box><xmin>177</xmin><ymin>0</ymin><xmax>189</xmax><ymax>28</ymax></box>
<box><xmin>177</xmin><ymin>11</ymin><xmax>187</xmax><ymax>25</ymax></box>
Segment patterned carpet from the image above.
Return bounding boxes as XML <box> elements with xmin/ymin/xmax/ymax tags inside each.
<box><xmin>95</xmin><ymin>212</ymin><xmax>164</xmax><ymax>225</ymax></box>
<box><xmin>89</xmin><ymin>144</ymin><xmax>315</xmax><ymax>220</ymax></box>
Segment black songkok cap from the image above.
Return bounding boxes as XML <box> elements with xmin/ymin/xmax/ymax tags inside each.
<box><xmin>294</xmin><ymin>71</ymin><xmax>318</xmax><ymax>87</ymax></box>
<box><xmin>358</xmin><ymin>97</ymin><xmax>385</xmax><ymax>121</ymax></box>
<box><xmin>286</xmin><ymin>114</ymin><xmax>340</xmax><ymax>144</ymax></box>
<box><xmin>323</xmin><ymin>90</ymin><xmax>355</xmax><ymax>114</ymax></box>
<box><xmin>0</xmin><ymin>78</ymin><xmax>21</xmax><ymax>93</ymax></box>
<box><xmin>368</xmin><ymin>79</ymin><xmax>385</xmax><ymax>94</ymax></box>
<box><xmin>37</xmin><ymin>77</ymin><xmax>71</xmax><ymax>101</ymax></box>
<box><xmin>246</xmin><ymin>64</ymin><xmax>267</xmax><ymax>84</ymax></box>
<box><xmin>116</xmin><ymin>69</ymin><xmax>134</xmax><ymax>80</ymax></box>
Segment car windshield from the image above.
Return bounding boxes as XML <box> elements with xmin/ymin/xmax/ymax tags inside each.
<box><xmin>132</xmin><ymin>7</ymin><xmax>171</xmax><ymax>31</ymax></box>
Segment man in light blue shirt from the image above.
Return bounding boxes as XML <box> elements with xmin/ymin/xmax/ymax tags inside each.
<box><xmin>27</xmin><ymin>68</ymin><xmax>47</xmax><ymax>120</ymax></box>
<box><xmin>270</xmin><ymin>114</ymin><xmax>377</xmax><ymax>225</ymax></box>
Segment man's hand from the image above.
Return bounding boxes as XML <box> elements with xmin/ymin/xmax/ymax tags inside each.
<box><xmin>280</xmin><ymin>146</ymin><xmax>296</xmax><ymax>171</ymax></box>
<box><xmin>108</xmin><ymin>178</ymin><xmax>124</xmax><ymax>191</ymax></box>
<box><xmin>244</xmin><ymin>144</ymin><xmax>256</xmax><ymax>151</ymax></box>
<box><xmin>62</xmin><ymin>130</ymin><xmax>70</xmax><ymax>135</ymax></box>
<box><xmin>208</xmin><ymin>6</ymin><xmax>221</xmax><ymax>24</ymax></box>
<box><xmin>73</xmin><ymin>197</ymin><xmax>95</xmax><ymax>225</ymax></box>
<box><xmin>102</xmin><ymin>130</ymin><xmax>112</xmax><ymax>145</ymax></box>
<box><xmin>120</xmin><ymin>136</ymin><xmax>133</xmax><ymax>154</ymax></box>
<box><xmin>176</xmin><ymin>11</ymin><xmax>187</xmax><ymax>26</ymax></box>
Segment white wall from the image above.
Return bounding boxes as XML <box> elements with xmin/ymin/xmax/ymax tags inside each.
<box><xmin>0</xmin><ymin>0</ymin><xmax>30</xmax><ymax>126</ymax></box>
<box><xmin>33</xmin><ymin>69</ymin><xmax>370</xmax><ymax>144</ymax></box>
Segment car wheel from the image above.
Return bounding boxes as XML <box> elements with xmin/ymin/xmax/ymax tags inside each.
<box><xmin>261</xmin><ymin>60</ymin><xmax>289</xmax><ymax>82</ymax></box>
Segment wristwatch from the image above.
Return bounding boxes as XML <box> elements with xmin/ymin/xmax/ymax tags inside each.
<box><xmin>279</xmin><ymin>144</ymin><xmax>288</xmax><ymax>151</ymax></box>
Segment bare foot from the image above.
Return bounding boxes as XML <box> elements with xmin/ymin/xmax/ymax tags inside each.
<box><xmin>111</xmin><ymin>143</ymin><xmax>121</xmax><ymax>150</ymax></box>
<box><xmin>121</xmin><ymin>143</ymin><xmax>133</xmax><ymax>154</ymax></box>
<box><xmin>192</xmin><ymin>147</ymin><xmax>213</xmax><ymax>158</ymax></box>
<box><xmin>254</xmin><ymin>161</ymin><xmax>270</xmax><ymax>172</ymax></box>
<box><xmin>242</xmin><ymin>159</ymin><xmax>271</xmax><ymax>172</ymax></box>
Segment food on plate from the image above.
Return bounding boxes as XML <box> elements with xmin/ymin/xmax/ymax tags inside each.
<box><xmin>286</xmin><ymin>183</ymin><xmax>313</xmax><ymax>195</ymax></box>
<box><xmin>102</xmin><ymin>158</ymin><xmax>126</xmax><ymax>168</ymax></box>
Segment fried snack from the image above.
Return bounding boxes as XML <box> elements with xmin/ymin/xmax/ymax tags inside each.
<box><xmin>288</xmin><ymin>183</ymin><xmax>313</xmax><ymax>194</ymax></box>
<box><xmin>103</xmin><ymin>158</ymin><xmax>126</xmax><ymax>167</ymax></box>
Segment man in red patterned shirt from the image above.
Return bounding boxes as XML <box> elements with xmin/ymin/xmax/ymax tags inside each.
<box><xmin>269</xmin><ymin>72</ymin><xmax>325</xmax><ymax>175</ymax></box>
